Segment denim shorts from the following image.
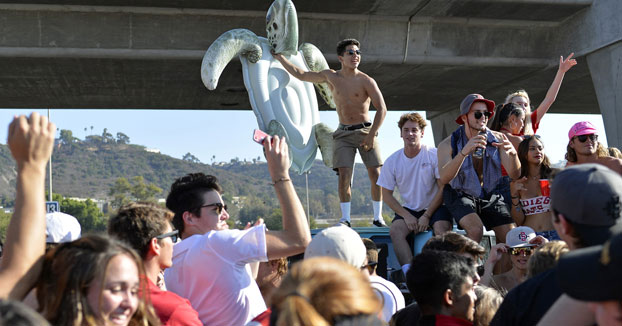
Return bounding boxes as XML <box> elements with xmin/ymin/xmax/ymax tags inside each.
<box><xmin>443</xmin><ymin>185</ymin><xmax>514</xmax><ymax>230</ymax></box>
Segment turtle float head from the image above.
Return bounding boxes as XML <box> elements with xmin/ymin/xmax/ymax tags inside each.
<box><xmin>266</xmin><ymin>0</ymin><xmax>298</xmax><ymax>56</ymax></box>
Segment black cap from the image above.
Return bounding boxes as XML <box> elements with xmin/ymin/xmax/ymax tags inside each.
<box><xmin>558</xmin><ymin>232</ymin><xmax>622</xmax><ymax>301</ymax></box>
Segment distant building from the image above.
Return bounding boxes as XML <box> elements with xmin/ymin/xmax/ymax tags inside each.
<box><xmin>145</xmin><ymin>148</ymin><xmax>161</xmax><ymax>154</ymax></box>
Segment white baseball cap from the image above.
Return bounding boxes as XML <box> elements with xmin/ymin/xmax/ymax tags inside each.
<box><xmin>46</xmin><ymin>212</ymin><xmax>81</xmax><ymax>243</ymax></box>
<box><xmin>304</xmin><ymin>225</ymin><xmax>366</xmax><ymax>269</ymax></box>
<box><xmin>505</xmin><ymin>226</ymin><xmax>536</xmax><ymax>248</ymax></box>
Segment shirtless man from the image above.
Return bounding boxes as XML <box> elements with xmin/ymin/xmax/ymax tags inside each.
<box><xmin>273</xmin><ymin>38</ymin><xmax>387</xmax><ymax>227</ymax></box>
<box><xmin>565</xmin><ymin>121</ymin><xmax>622</xmax><ymax>175</ymax></box>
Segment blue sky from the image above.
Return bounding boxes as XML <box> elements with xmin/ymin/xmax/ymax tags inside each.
<box><xmin>0</xmin><ymin>108</ymin><xmax>606</xmax><ymax>167</ymax></box>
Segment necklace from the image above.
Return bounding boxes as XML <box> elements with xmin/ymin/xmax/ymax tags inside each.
<box><xmin>528</xmin><ymin>174</ymin><xmax>541</xmax><ymax>181</ymax></box>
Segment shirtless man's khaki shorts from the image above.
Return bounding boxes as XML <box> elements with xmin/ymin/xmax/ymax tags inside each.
<box><xmin>332</xmin><ymin>126</ymin><xmax>383</xmax><ymax>169</ymax></box>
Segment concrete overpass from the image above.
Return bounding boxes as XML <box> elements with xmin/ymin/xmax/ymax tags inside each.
<box><xmin>0</xmin><ymin>0</ymin><xmax>620</xmax><ymax>146</ymax></box>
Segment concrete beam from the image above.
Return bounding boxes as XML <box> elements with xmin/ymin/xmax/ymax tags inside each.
<box><xmin>587</xmin><ymin>42</ymin><xmax>622</xmax><ymax>148</ymax></box>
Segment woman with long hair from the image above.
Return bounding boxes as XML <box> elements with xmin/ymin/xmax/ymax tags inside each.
<box><xmin>270</xmin><ymin>257</ymin><xmax>382</xmax><ymax>326</ymax></box>
<box><xmin>490</xmin><ymin>103</ymin><xmax>526</xmax><ymax>149</ymax></box>
<box><xmin>36</xmin><ymin>235</ymin><xmax>160</xmax><ymax>326</ymax></box>
<box><xmin>503</xmin><ymin>53</ymin><xmax>577</xmax><ymax>136</ymax></box>
<box><xmin>509</xmin><ymin>136</ymin><xmax>559</xmax><ymax>240</ymax></box>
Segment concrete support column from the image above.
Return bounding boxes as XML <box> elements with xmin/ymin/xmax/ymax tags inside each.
<box><xmin>429</xmin><ymin>110</ymin><xmax>460</xmax><ymax>146</ymax></box>
<box><xmin>587</xmin><ymin>42</ymin><xmax>622</xmax><ymax>148</ymax></box>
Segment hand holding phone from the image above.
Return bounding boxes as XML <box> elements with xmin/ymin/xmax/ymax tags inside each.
<box><xmin>253</xmin><ymin>129</ymin><xmax>269</xmax><ymax>145</ymax></box>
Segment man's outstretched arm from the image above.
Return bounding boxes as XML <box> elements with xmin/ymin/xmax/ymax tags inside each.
<box><xmin>0</xmin><ymin>113</ymin><xmax>55</xmax><ymax>300</ymax></box>
<box><xmin>263</xmin><ymin>136</ymin><xmax>311</xmax><ymax>259</ymax></box>
<box><xmin>272</xmin><ymin>52</ymin><xmax>330</xmax><ymax>84</ymax></box>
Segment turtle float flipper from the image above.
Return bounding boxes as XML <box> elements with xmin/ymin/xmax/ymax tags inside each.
<box><xmin>300</xmin><ymin>43</ymin><xmax>336</xmax><ymax>109</ymax></box>
<box><xmin>314</xmin><ymin>123</ymin><xmax>335</xmax><ymax>168</ymax></box>
<box><xmin>201</xmin><ymin>29</ymin><xmax>262</xmax><ymax>90</ymax></box>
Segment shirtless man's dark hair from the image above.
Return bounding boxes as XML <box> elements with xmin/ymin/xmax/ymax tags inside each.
<box><xmin>336</xmin><ymin>39</ymin><xmax>360</xmax><ymax>56</ymax></box>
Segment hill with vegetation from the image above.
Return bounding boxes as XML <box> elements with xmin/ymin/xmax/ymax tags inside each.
<box><xmin>0</xmin><ymin>129</ymin><xmax>387</xmax><ymax>237</ymax></box>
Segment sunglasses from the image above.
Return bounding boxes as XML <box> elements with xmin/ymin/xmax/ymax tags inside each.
<box><xmin>509</xmin><ymin>247</ymin><xmax>533</xmax><ymax>256</ymax></box>
<box><xmin>156</xmin><ymin>230</ymin><xmax>179</xmax><ymax>243</ymax></box>
<box><xmin>473</xmin><ymin>111</ymin><xmax>492</xmax><ymax>120</ymax></box>
<box><xmin>523</xmin><ymin>134</ymin><xmax>541</xmax><ymax>140</ymax></box>
<box><xmin>345</xmin><ymin>49</ymin><xmax>361</xmax><ymax>56</ymax></box>
<box><xmin>575</xmin><ymin>134</ymin><xmax>598</xmax><ymax>143</ymax></box>
<box><xmin>198</xmin><ymin>202</ymin><xmax>228</xmax><ymax>215</ymax></box>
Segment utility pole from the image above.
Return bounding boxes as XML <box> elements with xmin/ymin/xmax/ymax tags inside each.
<box><xmin>48</xmin><ymin>108</ymin><xmax>52</xmax><ymax>202</ymax></box>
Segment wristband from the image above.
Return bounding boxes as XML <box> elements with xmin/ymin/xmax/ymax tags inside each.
<box><xmin>270</xmin><ymin>177</ymin><xmax>291</xmax><ymax>185</ymax></box>
<box><xmin>459</xmin><ymin>150</ymin><xmax>467</xmax><ymax>157</ymax></box>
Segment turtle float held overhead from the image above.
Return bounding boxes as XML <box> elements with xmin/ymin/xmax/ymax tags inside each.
<box><xmin>201</xmin><ymin>0</ymin><xmax>335</xmax><ymax>174</ymax></box>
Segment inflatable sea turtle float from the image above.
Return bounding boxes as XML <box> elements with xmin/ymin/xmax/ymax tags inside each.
<box><xmin>201</xmin><ymin>0</ymin><xmax>335</xmax><ymax>174</ymax></box>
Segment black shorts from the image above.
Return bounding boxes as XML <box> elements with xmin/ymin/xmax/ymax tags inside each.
<box><xmin>392</xmin><ymin>205</ymin><xmax>453</xmax><ymax>226</ymax></box>
<box><xmin>443</xmin><ymin>184</ymin><xmax>513</xmax><ymax>230</ymax></box>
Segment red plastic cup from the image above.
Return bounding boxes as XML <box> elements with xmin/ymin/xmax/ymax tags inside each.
<box><xmin>539</xmin><ymin>179</ymin><xmax>550</xmax><ymax>197</ymax></box>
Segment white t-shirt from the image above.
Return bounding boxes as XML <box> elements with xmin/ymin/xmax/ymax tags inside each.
<box><xmin>376</xmin><ymin>144</ymin><xmax>440</xmax><ymax>211</ymax></box>
<box><xmin>369</xmin><ymin>275</ymin><xmax>406</xmax><ymax>322</ymax></box>
<box><xmin>164</xmin><ymin>225</ymin><xmax>269</xmax><ymax>326</ymax></box>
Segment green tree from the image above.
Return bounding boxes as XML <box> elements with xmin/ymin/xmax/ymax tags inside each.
<box><xmin>0</xmin><ymin>210</ymin><xmax>11</xmax><ymax>241</ymax></box>
<box><xmin>238</xmin><ymin>196</ymin><xmax>270</xmax><ymax>226</ymax></box>
<box><xmin>182</xmin><ymin>152</ymin><xmax>201</xmax><ymax>163</ymax></box>
<box><xmin>59</xmin><ymin>129</ymin><xmax>75</xmax><ymax>145</ymax></box>
<box><xmin>116</xmin><ymin>132</ymin><xmax>130</xmax><ymax>144</ymax></box>
<box><xmin>102</xmin><ymin>128</ymin><xmax>114</xmax><ymax>143</ymax></box>
<box><xmin>109</xmin><ymin>177</ymin><xmax>131</xmax><ymax>209</ymax></box>
<box><xmin>51</xmin><ymin>193</ymin><xmax>106</xmax><ymax>234</ymax></box>
<box><xmin>264</xmin><ymin>208</ymin><xmax>283</xmax><ymax>230</ymax></box>
<box><xmin>108</xmin><ymin>176</ymin><xmax>163</xmax><ymax>210</ymax></box>
<box><xmin>131</xmin><ymin>176</ymin><xmax>162</xmax><ymax>201</ymax></box>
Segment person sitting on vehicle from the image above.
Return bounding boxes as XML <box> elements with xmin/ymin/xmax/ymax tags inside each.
<box><xmin>437</xmin><ymin>94</ymin><xmax>519</xmax><ymax>246</ymax></box>
<box><xmin>565</xmin><ymin>121</ymin><xmax>622</xmax><ymax>175</ymax></box>
<box><xmin>377</xmin><ymin>112</ymin><xmax>453</xmax><ymax>277</ymax></box>
<box><xmin>509</xmin><ymin>136</ymin><xmax>559</xmax><ymax>240</ymax></box>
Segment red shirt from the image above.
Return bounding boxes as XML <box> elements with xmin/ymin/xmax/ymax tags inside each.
<box><xmin>147</xmin><ymin>279</ymin><xmax>202</xmax><ymax>326</ymax></box>
<box><xmin>435</xmin><ymin>314</ymin><xmax>473</xmax><ymax>326</ymax></box>
<box><xmin>248</xmin><ymin>309</ymin><xmax>271</xmax><ymax>326</ymax></box>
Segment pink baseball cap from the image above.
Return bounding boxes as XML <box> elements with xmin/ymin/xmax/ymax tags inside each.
<box><xmin>568</xmin><ymin>121</ymin><xmax>598</xmax><ymax>140</ymax></box>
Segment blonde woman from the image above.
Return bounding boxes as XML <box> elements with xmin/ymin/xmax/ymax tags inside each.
<box><xmin>270</xmin><ymin>257</ymin><xmax>383</xmax><ymax>326</ymax></box>
<box><xmin>504</xmin><ymin>53</ymin><xmax>577</xmax><ymax>136</ymax></box>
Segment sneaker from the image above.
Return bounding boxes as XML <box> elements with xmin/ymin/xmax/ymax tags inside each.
<box><xmin>373</xmin><ymin>219</ymin><xmax>387</xmax><ymax>227</ymax></box>
<box><xmin>340</xmin><ymin>220</ymin><xmax>351</xmax><ymax>227</ymax></box>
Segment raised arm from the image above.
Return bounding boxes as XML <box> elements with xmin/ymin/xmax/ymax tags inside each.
<box><xmin>361</xmin><ymin>77</ymin><xmax>387</xmax><ymax>151</ymax></box>
<box><xmin>0</xmin><ymin>113</ymin><xmax>55</xmax><ymax>300</ymax></box>
<box><xmin>534</xmin><ymin>53</ymin><xmax>577</xmax><ymax>124</ymax></box>
<box><xmin>272</xmin><ymin>52</ymin><xmax>329</xmax><ymax>84</ymax></box>
<box><xmin>263</xmin><ymin>136</ymin><xmax>311</xmax><ymax>259</ymax></box>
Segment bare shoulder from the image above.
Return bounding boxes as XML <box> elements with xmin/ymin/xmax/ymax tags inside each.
<box><xmin>599</xmin><ymin>156</ymin><xmax>622</xmax><ymax>174</ymax></box>
<box><xmin>437</xmin><ymin>136</ymin><xmax>452</xmax><ymax>156</ymax></box>
<box><xmin>438</xmin><ymin>135</ymin><xmax>452</xmax><ymax>149</ymax></box>
<box><xmin>321</xmin><ymin>69</ymin><xmax>338</xmax><ymax>78</ymax></box>
<box><xmin>360</xmin><ymin>72</ymin><xmax>377</xmax><ymax>84</ymax></box>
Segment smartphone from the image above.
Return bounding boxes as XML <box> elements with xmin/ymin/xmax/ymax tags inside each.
<box><xmin>253</xmin><ymin>129</ymin><xmax>269</xmax><ymax>145</ymax></box>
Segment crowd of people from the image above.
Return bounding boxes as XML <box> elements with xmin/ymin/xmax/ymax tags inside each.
<box><xmin>1</xmin><ymin>38</ymin><xmax>622</xmax><ymax>326</ymax></box>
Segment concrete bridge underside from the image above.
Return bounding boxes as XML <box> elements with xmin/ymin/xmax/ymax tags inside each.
<box><xmin>0</xmin><ymin>0</ymin><xmax>620</xmax><ymax>146</ymax></box>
